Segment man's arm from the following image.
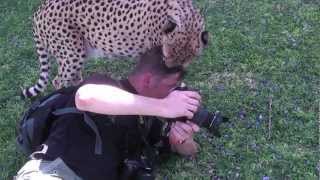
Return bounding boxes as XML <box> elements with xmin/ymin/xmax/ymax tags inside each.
<box><xmin>75</xmin><ymin>84</ymin><xmax>201</xmax><ymax>119</ymax></box>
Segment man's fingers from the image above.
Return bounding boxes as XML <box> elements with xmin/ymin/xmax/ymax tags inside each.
<box><xmin>169</xmin><ymin>132</ymin><xmax>181</xmax><ymax>145</ymax></box>
<box><xmin>171</xmin><ymin>126</ymin><xmax>185</xmax><ymax>143</ymax></box>
<box><xmin>185</xmin><ymin>110</ymin><xmax>194</xmax><ymax>119</ymax></box>
<box><xmin>175</xmin><ymin>121</ymin><xmax>193</xmax><ymax>134</ymax></box>
<box><xmin>187</xmin><ymin>98</ymin><xmax>200</xmax><ymax>107</ymax></box>
<box><xmin>173</xmin><ymin>124</ymin><xmax>189</xmax><ymax>138</ymax></box>
<box><xmin>187</xmin><ymin>104</ymin><xmax>198</xmax><ymax>113</ymax></box>
<box><xmin>170</xmin><ymin>121</ymin><xmax>199</xmax><ymax>145</ymax></box>
<box><xmin>183</xmin><ymin>91</ymin><xmax>201</xmax><ymax>101</ymax></box>
<box><xmin>164</xmin><ymin>90</ymin><xmax>202</xmax><ymax>119</ymax></box>
<box><xmin>186</xmin><ymin>121</ymin><xmax>200</xmax><ymax>132</ymax></box>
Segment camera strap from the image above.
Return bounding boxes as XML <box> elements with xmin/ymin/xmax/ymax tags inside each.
<box><xmin>137</xmin><ymin>116</ymin><xmax>158</xmax><ymax>168</ymax></box>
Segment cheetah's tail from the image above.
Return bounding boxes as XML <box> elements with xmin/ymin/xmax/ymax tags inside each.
<box><xmin>22</xmin><ymin>35</ymin><xmax>51</xmax><ymax>98</ymax></box>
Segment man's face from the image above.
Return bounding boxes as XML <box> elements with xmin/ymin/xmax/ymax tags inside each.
<box><xmin>144</xmin><ymin>73</ymin><xmax>181</xmax><ymax>98</ymax></box>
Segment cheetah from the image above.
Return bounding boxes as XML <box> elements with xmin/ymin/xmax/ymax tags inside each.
<box><xmin>22</xmin><ymin>0</ymin><xmax>208</xmax><ymax>98</ymax></box>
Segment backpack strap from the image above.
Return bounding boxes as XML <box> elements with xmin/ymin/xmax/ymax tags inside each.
<box><xmin>52</xmin><ymin>107</ymin><xmax>103</xmax><ymax>155</ymax></box>
<box><xmin>137</xmin><ymin>116</ymin><xmax>158</xmax><ymax>168</ymax></box>
<box><xmin>52</xmin><ymin>107</ymin><xmax>82</xmax><ymax>115</ymax></box>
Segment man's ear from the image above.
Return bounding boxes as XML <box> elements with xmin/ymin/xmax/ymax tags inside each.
<box><xmin>142</xmin><ymin>72</ymin><xmax>152</xmax><ymax>89</ymax></box>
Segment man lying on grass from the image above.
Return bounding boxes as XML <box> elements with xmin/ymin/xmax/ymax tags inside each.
<box><xmin>15</xmin><ymin>47</ymin><xmax>201</xmax><ymax>180</ymax></box>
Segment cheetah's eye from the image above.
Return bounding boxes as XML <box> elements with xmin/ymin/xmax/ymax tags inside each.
<box><xmin>164</xmin><ymin>17</ymin><xmax>177</xmax><ymax>34</ymax></box>
<box><xmin>201</xmin><ymin>31</ymin><xmax>209</xmax><ymax>46</ymax></box>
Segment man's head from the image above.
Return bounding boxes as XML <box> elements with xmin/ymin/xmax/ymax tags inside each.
<box><xmin>129</xmin><ymin>47</ymin><xmax>185</xmax><ymax>98</ymax></box>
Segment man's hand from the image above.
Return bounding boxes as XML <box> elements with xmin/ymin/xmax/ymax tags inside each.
<box><xmin>168</xmin><ymin>121</ymin><xmax>200</xmax><ymax>156</ymax></box>
<box><xmin>169</xmin><ymin>121</ymin><xmax>199</xmax><ymax>144</ymax></box>
<box><xmin>161</xmin><ymin>90</ymin><xmax>201</xmax><ymax>119</ymax></box>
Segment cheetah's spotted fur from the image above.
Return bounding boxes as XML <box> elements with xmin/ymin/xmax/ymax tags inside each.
<box><xmin>22</xmin><ymin>0</ymin><xmax>208</xmax><ymax>98</ymax></box>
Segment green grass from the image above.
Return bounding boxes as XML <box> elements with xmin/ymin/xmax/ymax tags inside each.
<box><xmin>0</xmin><ymin>0</ymin><xmax>319</xmax><ymax>179</ymax></box>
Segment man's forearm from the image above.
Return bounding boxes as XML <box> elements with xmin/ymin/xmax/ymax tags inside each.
<box><xmin>75</xmin><ymin>84</ymin><xmax>167</xmax><ymax>117</ymax></box>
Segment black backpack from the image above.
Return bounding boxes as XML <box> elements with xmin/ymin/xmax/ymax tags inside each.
<box><xmin>16</xmin><ymin>86</ymin><xmax>103</xmax><ymax>156</ymax></box>
<box><xmin>16</xmin><ymin>84</ymin><xmax>159</xmax><ymax>180</ymax></box>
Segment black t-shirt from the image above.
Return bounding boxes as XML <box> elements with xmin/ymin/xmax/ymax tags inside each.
<box><xmin>39</xmin><ymin>73</ymin><xmax>171</xmax><ymax>180</ymax></box>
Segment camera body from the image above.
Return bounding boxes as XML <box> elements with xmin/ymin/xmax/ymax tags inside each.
<box><xmin>174</xmin><ymin>86</ymin><xmax>228</xmax><ymax>137</ymax></box>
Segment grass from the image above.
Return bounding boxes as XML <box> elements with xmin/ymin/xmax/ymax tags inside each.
<box><xmin>0</xmin><ymin>0</ymin><xmax>319</xmax><ymax>179</ymax></box>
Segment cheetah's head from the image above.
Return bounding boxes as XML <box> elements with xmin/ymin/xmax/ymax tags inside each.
<box><xmin>161</xmin><ymin>1</ymin><xmax>209</xmax><ymax>68</ymax></box>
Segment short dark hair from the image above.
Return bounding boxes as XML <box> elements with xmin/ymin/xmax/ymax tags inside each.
<box><xmin>131</xmin><ymin>46</ymin><xmax>185</xmax><ymax>79</ymax></box>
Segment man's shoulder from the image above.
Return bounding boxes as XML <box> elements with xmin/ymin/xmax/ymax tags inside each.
<box><xmin>82</xmin><ymin>73</ymin><xmax>119</xmax><ymax>87</ymax></box>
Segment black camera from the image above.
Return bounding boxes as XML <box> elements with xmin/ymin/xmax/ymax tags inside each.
<box><xmin>174</xmin><ymin>86</ymin><xmax>228</xmax><ymax>137</ymax></box>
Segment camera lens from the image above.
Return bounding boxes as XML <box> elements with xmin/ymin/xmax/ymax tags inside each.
<box><xmin>192</xmin><ymin>106</ymin><xmax>211</xmax><ymax>126</ymax></box>
<box><xmin>191</xmin><ymin>108</ymin><xmax>227</xmax><ymax>137</ymax></box>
